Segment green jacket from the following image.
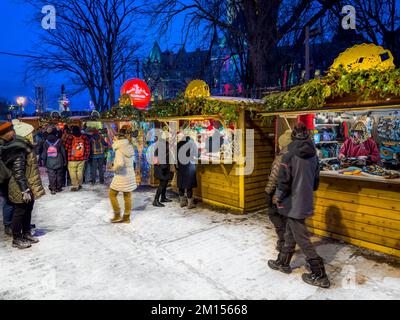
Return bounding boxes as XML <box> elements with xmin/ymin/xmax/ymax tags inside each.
<box><xmin>1</xmin><ymin>136</ymin><xmax>45</xmax><ymax>203</ymax></box>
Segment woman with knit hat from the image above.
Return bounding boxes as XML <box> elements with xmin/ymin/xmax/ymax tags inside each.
<box><xmin>109</xmin><ymin>128</ymin><xmax>137</xmax><ymax>223</ymax></box>
<box><xmin>339</xmin><ymin>121</ymin><xmax>380</xmax><ymax>164</ymax></box>
<box><xmin>0</xmin><ymin>120</ymin><xmax>45</xmax><ymax>249</ymax></box>
<box><xmin>265</xmin><ymin>129</ymin><xmax>292</xmax><ymax>252</ymax></box>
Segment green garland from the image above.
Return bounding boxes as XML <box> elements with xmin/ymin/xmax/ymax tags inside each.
<box><xmin>101</xmin><ymin>100</ymin><xmax>145</xmax><ymax>121</ymax></box>
<box><xmin>39</xmin><ymin>116</ymin><xmax>72</xmax><ymax>127</ymax></box>
<box><xmin>147</xmin><ymin>94</ymin><xmax>244</xmax><ymax>123</ymax></box>
<box><xmin>100</xmin><ymin>67</ymin><xmax>400</xmax><ymax>122</ymax></box>
<box><xmin>262</xmin><ymin>67</ymin><xmax>400</xmax><ymax>112</ymax></box>
<box><xmin>101</xmin><ymin>94</ymin><xmax>250</xmax><ymax>123</ymax></box>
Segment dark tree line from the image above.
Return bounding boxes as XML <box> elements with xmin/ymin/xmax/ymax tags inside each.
<box><xmin>25</xmin><ymin>0</ymin><xmax>142</xmax><ymax>111</ymax></box>
<box><xmin>24</xmin><ymin>0</ymin><xmax>399</xmax><ymax>108</ymax></box>
<box><xmin>150</xmin><ymin>0</ymin><xmax>399</xmax><ymax>91</ymax></box>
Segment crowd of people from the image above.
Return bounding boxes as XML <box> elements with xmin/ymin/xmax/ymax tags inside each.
<box><xmin>0</xmin><ymin>120</ymin><xmax>200</xmax><ymax>248</ymax></box>
<box><xmin>0</xmin><ymin>118</ymin><xmax>329</xmax><ymax>289</ymax></box>
<box><xmin>0</xmin><ymin>120</ymin><xmax>115</xmax><ymax>249</ymax></box>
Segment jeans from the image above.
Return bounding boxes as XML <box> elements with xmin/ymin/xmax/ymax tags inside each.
<box><xmin>91</xmin><ymin>158</ymin><xmax>105</xmax><ymax>184</ymax></box>
<box><xmin>2</xmin><ymin>199</ymin><xmax>14</xmax><ymax>227</ymax></box>
<box><xmin>109</xmin><ymin>189</ymin><xmax>132</xmax><ymax>216</ymax></box>
<box><xmin>68</xmin><ymin>161</ymin><xmax>85</xmax><ymax>188</ymax></box>
<box><xmin>282</xmin><ymin>217</ymin><xmax>319</xmax><ymax>260</ymax></box>
<box><xmin>12</xmin><ymin>200</ymin><xmax>35</xmax><ymax>239</ymax></box>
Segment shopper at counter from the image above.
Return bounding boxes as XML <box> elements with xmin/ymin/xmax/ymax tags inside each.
<box><xmin>338</xmin><ymin>121</ymin><xmax>380</xmax><ymax>163</ymax></box>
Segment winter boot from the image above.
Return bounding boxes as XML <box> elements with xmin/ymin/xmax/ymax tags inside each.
<box><xmin>179</xmin><ymin>196</ymin><xmax>188</xmax><ymax>208</ymax></box>
<box><xmin>4</xmin><ymin>226</ymin><xmax>12</xmax><ymax>237</ymax></box>
<box><xmin>268</xmin><ymin>252</ymin><xmax>294</xmax><ymax>274</ymax></box>
<box><xmin>12</xmin><ymin>237</ymin><xmax>32</xmax><ymax>249</ymax></box>
<box><xmin>153</xmin><ymin>200</ymin><xmax>165</xmax><ymax>207</ymax></box>
<box><xmin>187</xmin><ymin>198</ymin><xmax>196</xmax><ymax>209</ymax></box>
<box><xmin>302</xmin><ymin>257</ymin><xmax>331</xmax><ymax>289</ymax></box>
<box><xmin>120</xmin><ymin>215</ymin><xmax>131</xmax><ymax>224</ymax></box>
<box><xmin>160</xmin><ymin>197</ymin><xmax>172</xmax><ymax>203</ymax></box>
<box><xmin>153</xmin><ymin>189</ymin><xmax>165</xmax><ymax>207</ymax></box>
<box><xmin>51</xmin><ymin>190</ymin><xmax>56</xmax><ymax>195</ymax></box>
<box><xmin>110</xmin><ymin>213</ymin><xmax>122</xmax><ymax>223</ymax></box>
<box><xmin>23</xmin><ymin>232</ymin><xmax>40</xmax><ymax>244</ymax></box>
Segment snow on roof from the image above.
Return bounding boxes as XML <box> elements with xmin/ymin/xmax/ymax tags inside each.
<box><xmin>209</xmin><ymin>96</ymin><xmax>263</xmax><ymax>104</ymax></box>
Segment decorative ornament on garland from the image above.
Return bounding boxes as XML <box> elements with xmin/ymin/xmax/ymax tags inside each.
<box><xmin>120</xmin><ymin>78</ymin><xmax>151</xmax><ymax>109</ymax></box>
<box><xmin>185</xmin><ymin>80</ymin><xmax>210</xmax><ymax>98</ymax></box>
<box><xmin>50</xmin><ymin>111</ymin><xmax>61</xmax><ymax>121</ymax></box>
<box><xmin>91</xmin><ymin>110</ymin><xmax>101</xmax><ymax>120</ymax></box>
<box><xmin>330</xmin><ymin>43</ymin><xmax>395</xmax><ymax>73</ymax></box>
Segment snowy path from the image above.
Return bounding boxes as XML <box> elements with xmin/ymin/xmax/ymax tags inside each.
<box><xmin>0</xmin><ymin>184</ymin><xmax>399</xmax><ymax>300</ymax></box>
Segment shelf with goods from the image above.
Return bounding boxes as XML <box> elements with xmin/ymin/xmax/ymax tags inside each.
<box><xmin>315</xmin><ymin>123</ymin><xmax>340</xmax><ymax>127</ymax></box>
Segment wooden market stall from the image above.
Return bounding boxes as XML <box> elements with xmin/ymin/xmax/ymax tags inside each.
<box><xmin>260</xmin><ymin>97</ymin><xmax>400</xmax><ymax>258</ymax></box>
<box><xmin>255</xmin><ymin>44</ymin><xmax>400</xmax><ymax>257</ymax></box>
<box><xmin>147</xmin><ymin>97</ymin><xmax>275</xmax><ymax>213</ymax></box>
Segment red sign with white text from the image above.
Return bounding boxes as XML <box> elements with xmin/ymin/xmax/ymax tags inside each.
<box><xmin>120</xmin><ymin>78</ymin><xmax>151</xmax><ymax>109</ymax></box>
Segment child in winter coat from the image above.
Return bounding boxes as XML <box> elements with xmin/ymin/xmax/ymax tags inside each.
<box><xmin>42</xmin><ymin>134</ymin><xmax>67</xmax><ymax>194</ymax></box>
<box><xmin>109</xmin><ymin>129</ymin><xmax>137</xmax><ymax>223</ymax></box>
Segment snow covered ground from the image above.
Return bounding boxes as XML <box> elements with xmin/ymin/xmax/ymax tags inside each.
<box><xmin>0</xmin><ymin>178</ymin><xmax>399</xmax><ymax>300</ymax></box>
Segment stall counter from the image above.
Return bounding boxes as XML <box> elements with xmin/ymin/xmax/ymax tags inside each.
<box><xmin>308</xmin><ymin>174</ymin><xmax>400</xmax><ymax>257</ymax></box>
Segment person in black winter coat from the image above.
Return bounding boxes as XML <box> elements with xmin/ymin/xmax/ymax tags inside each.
<box><xmin>176</xmin><ymin>136</ymin><xmax>198</xmax><ymax>209</ymax></box>
<box><xmin>42</xmin><ymin>134</ymin><xmax>67</xmax><ymax>194</ymax></box>
<box><xmin>153</xmin><ymin>138</ymin><xmax>173</xmax><ymax>207</ymax></box>
<box><xmin>0</xmin><ymin>120</ymin><xmax>45</xmax><ymax>249</ymax></box>
<box><xmin>267</xmin><ymin>123</ymin><xmax>330</xmax><ymax>289</ymax></box>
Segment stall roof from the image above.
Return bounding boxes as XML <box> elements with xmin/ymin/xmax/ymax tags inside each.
<box><xmin>259</xmin><ymin>98</ymin><xmax>400</xmax><ymax>117</ymax></box>
<box><xmin>208</xmin><ymin>96</ymin><xmax>263</xmax><ymax>104</ymax></box>
<box><xmin>146</xmin><ymin>114</ymin><xmax>222</xmax><ymax>122</ymax></box>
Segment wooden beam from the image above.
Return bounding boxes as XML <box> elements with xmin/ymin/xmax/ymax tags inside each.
<box><xmin>259</xmin><ymin>102</ymin><xmax>400</xmax><ymax>117</ymax></box>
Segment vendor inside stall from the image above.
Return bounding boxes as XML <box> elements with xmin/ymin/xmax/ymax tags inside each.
<box><xmin>338</xmin><ymin>121</ymin><xmax>380</xmax><ymax>164</ymax></box>
<box><xmin>310</xmin><ymin>108</ymin><xmax>400</xmax><ymax>180</ymax></box>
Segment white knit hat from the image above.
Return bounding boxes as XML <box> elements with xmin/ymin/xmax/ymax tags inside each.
<box><xmin>12</xmin><ymin>119</ymin><xmax>34</xmax><ymax>138</ymax></box>
<box><xmin>278</xmin><ymin>129</ymin><xmax>292</xmax><ymax>149</ymax></box>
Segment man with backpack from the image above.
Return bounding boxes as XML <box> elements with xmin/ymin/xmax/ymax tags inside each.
<box><xmin>64</xmin><ymin>126</ymin><xmax>90</xmax><ymax>191</ymax></box>
<box><xmin>90</xmin><ymin>129</ymin><xmax>108</xmax><ymax>185</ymax></box>
<box><xmin>42</xmin><ymin>132</ymin><xmax>67</xmax><ymax>194</ymax></box>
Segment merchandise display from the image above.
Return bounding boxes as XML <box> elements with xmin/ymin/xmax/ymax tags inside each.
<box><xmin>309</xmin><ymin>110</ymin><xmax>400</xmax><ymax>182</ymax></box>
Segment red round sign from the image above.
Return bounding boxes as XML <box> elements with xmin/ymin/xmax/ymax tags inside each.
<box><xmin>120</xmin><ymin>78</ymin><xmax>151</xmax><ymax>109</ymax></box>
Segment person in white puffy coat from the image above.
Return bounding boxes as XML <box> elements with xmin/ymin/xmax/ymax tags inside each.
<box><xmin>109</xmin><ymin>130</ymin><xmax>137</xmax><ymax>223</ymax></box>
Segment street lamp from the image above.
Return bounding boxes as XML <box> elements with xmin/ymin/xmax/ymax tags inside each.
<box><xmin>16</xmin><ymin>96</ymin><xmax>26</xmax><ymax>116</ymax></box>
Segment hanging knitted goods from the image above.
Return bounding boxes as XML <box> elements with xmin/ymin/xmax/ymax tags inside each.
<box><xmin>377</xmin><ymin>118</ymin><xmax>400</xmax><ymax>142</ymax></box>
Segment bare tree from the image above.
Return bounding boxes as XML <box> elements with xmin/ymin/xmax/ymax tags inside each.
<box><xmin>333</xmin><ymin>0</ymin><xmax>400</xmax><ymax>64</ymax></box>
<box><xmin>25</xmin><ymin>0</ymin><xmax>142</xmax><ymax>111</ymax></box>
<box><xmin>149</xmin><ymin>0</ymin><xmax>339</xmax><ymax>89</ymax></box>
